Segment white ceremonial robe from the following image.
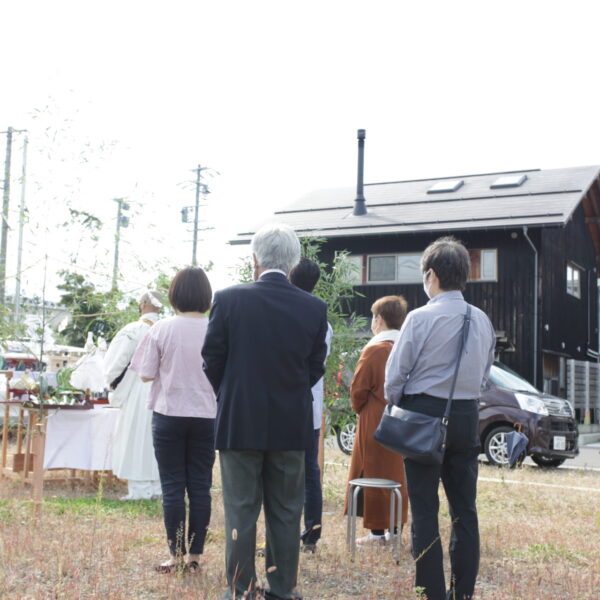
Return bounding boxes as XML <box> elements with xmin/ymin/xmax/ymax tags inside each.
<box><xmin>104</xmin><ymin>313</ymin><xmax>160</xmax><ymax>496</ymax></box>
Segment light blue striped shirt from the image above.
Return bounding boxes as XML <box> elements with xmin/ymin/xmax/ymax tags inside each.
<box><xmin>384</xmin><ymin>291</ymin><xmax>496</xmax><ymax>403</ymax></box>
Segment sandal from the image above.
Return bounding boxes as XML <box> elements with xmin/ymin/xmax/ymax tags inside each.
<box><xmin>187</xmin><ymin>560</ymin><xmax>200</xmax><ymax>574</ymax></box>
<box><xmin>154</xmin><ymin>561</ymin><xmax>182</xmax><ymax>574</ymax></box>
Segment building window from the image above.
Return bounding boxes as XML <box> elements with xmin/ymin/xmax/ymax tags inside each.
<box><xmin>427</xmin><ymin>179</ymin><xmax>464</xmax><ymax>194</ymax></box>
<box><xmin>490</xmin><ymin>174</ymin><xmax>528</xmax><ymax>189</ymax></box>
<box><xmin>339</xmin><ymin>254</ymin><xmax>364</xmax><ymax>285</ymax></box>
<box><xmin>361</xmin><ymin>248</ymin><xmax>497</xmax><ymax>284</ymax></box>
<box><xmin>367</xmin><ymin>254</ymin><xmax>423</xmax><ymax>283</ymax></box>
<box><xmin>368</xmin><ymin>256</ymin><xmax>396</xmax><ymax>282</ymax></box>
<box><xmin>566</xmin><ymin>263</ymin><xmax>581</xmax><ymax>298</ymax></box>
<box><xmin>396</xmin><ymin>254</ymin><xmax>423</xmax><ymax>283</ymax></box>
<box><xmin>469</xmin><ymin>249</ymin><xmax>497</xmax><ymax>282</ymax></box>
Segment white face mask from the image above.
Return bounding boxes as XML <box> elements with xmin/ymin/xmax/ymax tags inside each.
<box><xmin>423</xmin><ymin>270</ymin><xmax>432</xmax><ymax>298</ymax></box>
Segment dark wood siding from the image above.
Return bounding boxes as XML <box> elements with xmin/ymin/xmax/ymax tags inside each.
<box><xmin>321</xmin><ymin>228</ymin><xmax>540</xmax><ymax>385</ymax></box>
<box><xmin>540</xmin><ymin>204</ymin><xmax>599</xmax><ymax>361</ymax></box>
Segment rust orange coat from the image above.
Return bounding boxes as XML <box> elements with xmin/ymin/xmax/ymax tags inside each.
<box><xmin>344</xmin><ymin>341</ymin><xmax>409</xmax><ymax>529</ymax></box>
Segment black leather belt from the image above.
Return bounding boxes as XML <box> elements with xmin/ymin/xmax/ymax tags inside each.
<box><xmin>402</xmin><ymin>393</ymin><xmax>477</xmax><ymax>401</ymax></box>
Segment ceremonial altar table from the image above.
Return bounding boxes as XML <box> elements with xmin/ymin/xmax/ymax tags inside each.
<box><xmin>44</xmin><ymin>406</ymin><xmax>119</xmax><ymax>471</ymax></box>
<box><xmin>1</xmin><ymin>400</ymin><xmax>120</xmax><ymax>508</ymax></box>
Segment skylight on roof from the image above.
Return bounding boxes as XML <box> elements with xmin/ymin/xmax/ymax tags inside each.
<box><xmin>427</xmin><ymin>179</ymin><xmax>464</xmax><ymax>194</ymax></box>
<box><xmin>490</xmin><ymin>174</ymin><xmax>528</xmax><ymax>189</ymax></box>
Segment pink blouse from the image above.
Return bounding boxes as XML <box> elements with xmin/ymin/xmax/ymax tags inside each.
<box><xmin>131</xmin><ymin>315</ymin><xmax>217</xmax><ymax>418</ymax></box>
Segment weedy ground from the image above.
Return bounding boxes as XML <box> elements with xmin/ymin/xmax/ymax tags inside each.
<box><xmin>0</xmin><ymin>446</ymin><xmax>599</xmax><ymax>599</ymax></box>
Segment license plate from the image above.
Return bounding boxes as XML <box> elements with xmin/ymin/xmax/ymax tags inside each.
<box><xmin>553</xmin><ymin>436</ymin><xmax>566</xmax><ymax>451</ymax></box>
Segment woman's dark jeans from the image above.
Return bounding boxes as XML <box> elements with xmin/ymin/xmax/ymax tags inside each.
<box><xmin>152</xmin><ymin>411</ymin><xmax>215</xmax><ymax>556</ymax></box>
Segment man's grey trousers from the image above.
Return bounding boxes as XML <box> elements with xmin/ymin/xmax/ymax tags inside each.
<box><xmin>219</xmin><ymin>449</ymin><xmax>305</xmax><ymax>600</ymax></box>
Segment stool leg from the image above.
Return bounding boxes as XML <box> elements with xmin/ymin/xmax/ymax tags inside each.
<box><xmin>393</xmin><ymin>488</ymin><xmax>402</xmax><ymax>563</ymax></box>
<box><xmin>351</xmin><ymin>486</ymin><xmax>360</xmax><ymax>562</ymax></box>
<box><xmin>388</xmin><ymin>487</ymin><xmax>394</xmax><ymax>542</ymax></box>
<box><xmin>346</xmin><ymin>484</ymin><xmax>353</xmax><ymax>552</ymax></box>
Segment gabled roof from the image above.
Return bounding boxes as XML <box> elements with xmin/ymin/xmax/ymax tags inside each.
<box><xmin>231</xmin><ymin>165</ymin><xmax>600</xmax><ymax>244</ymax></box>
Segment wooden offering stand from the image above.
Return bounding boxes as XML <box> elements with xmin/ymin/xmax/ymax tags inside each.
<box><xmin>0</xmin><ymin>378</ymin><xmax>103</xmax><ymax>510</ymax></box>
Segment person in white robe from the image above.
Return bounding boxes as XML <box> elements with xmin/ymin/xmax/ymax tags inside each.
<box><xmin>104</xmin><ymin>290</ymin><xmax>163</xmax><ymax>500</ymax></box>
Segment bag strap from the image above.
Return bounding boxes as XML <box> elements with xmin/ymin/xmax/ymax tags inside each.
<box><xmin>442</xmin><ymin>304</ymin><xmax>472</xmax><ymax>424</ymax></box>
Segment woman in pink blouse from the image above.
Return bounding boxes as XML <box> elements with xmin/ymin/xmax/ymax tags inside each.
<box><xmin>132</xmin><ymin>267</ymin><xmax>217</xmax><ymax>574</ymax></box>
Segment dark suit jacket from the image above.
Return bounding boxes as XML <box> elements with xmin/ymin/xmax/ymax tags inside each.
<box><xmin>202</xmin><ymin>272</ymin><xmax>328</xmax><ymax>450</ymax></box>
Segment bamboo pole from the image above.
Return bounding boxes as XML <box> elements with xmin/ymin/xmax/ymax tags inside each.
<box><xmin>31</xmin><ymin>412</ymin><xmax>46</xmax><ymax>517</ymax></box>
<box><xmin>23</xmin><ymin>410</ymin><xmax>35</xmax><ymax>482</ymax></box>
<box><xmin>1</xmin><ymin>403</ymin><xmax>8</xmax><ymax>469</ymax></box>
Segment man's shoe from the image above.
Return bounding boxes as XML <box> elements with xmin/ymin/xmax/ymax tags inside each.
<box><xmin>356</xmin><ymin>533</ymin><xmax>386</xmax><ymax>546</ymax></box>
<box><xmin>300</xmin><ymin>543</ymin><xmax>316</xmax><ymax>554</ymax></box>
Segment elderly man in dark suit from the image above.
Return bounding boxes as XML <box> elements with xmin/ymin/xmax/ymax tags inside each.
<box><xmin>202</xmin><ymin>224</ymin><xmax>328</xmax><ymax>600</ymax></box>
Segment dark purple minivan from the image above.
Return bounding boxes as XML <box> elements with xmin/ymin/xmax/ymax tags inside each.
<box><xmin>334</xmin><ymin>361</ymin><xmax>579</xmax><ymax>468</ymax></box>
<box><xmin>479</xmin><ymin>361</ymin><xmax>579</xmax><ymax>467</ymax></box>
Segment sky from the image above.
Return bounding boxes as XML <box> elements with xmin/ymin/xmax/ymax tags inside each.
<box><xmin>2</xmin><ymin>0</ymin><xmax>600</xmax><ymax>303</ymax></box>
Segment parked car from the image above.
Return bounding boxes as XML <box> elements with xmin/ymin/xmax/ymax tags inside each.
<box><xmin>331</xmin><ymin>361</ymin><xmax>579</xmax><ymax>468</ymax></box>
<box><xmin>480</xmin><ymin>361</ymin><xmax>578</xmax><ymax>467</ymax></box>
<box><xmin>328</xmin><ymin>393</ymin><xmax>356</xmax><ymax>455</ymax></box>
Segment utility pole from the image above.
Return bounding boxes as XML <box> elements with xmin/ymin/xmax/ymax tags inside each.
<box><xmin>181</xmin><ymin>165</ymin><xmax>215</xmax><ymax>266</ymax></box>
<box><xmin>0</xmin><ymin>127</ymin><xmax>14</xmax><ymax>304</ymax></box>
<box><xmin>0</xmin><ymin>127</ymin><xmax>27</xmax><ymax>306</ymax></box>
<box><xmin>111</xmin><ymin>198</ymin><xmax>130</xmax><ymax>291</ymax></box>
<box><xmin>14</xmin><ymin>136</ymin><xmax>28</xmax><ymax>324</ymax></box>
<box><xmin>192</xmin><ymin>165</ymin><xmax>201</xmax><ymax>266</ymax></box>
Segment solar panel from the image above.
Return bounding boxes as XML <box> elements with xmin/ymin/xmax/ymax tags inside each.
<box><xmin>427</xmin><ymin>179</ymin><xmax>464</xmax><ymax>194</ymax></box>
<box><xmin>490</xmin><ymin>174</ymin><xmax>528</xmax><ymax>189</ymax></box>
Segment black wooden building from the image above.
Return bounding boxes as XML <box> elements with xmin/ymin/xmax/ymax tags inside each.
<box><xmin>232</xmin><ymin>165</ymin><xmax>600</xmax><ymax>394</ymax></box>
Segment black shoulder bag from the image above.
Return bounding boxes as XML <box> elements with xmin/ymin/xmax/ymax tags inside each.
<box><xmin>374</xmin><ymin>305</ymin><xmax>472</xmax><ymax>465</ymax></box>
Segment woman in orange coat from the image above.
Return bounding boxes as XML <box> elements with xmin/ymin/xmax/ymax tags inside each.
<box><xmin>344</xmin><ymin>295</ymin><xmax>409</xmax><ymax>545</ymax></box>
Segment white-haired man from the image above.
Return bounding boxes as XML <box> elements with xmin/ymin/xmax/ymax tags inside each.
<box><xmin>203</xmin><ymin>224</ymin><xmax>328</xmax><ymax>600</ymax></box>
<box><xmin>104</xmin><ymin>290</ymin><xmax>163</xmax><ymax>500</ymax></box>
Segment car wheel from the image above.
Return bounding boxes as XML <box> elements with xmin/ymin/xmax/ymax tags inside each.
<box><xmin>531</xmin><ymin>455</ymin><xmax>566</xmax><ymax>468</ymax></box>
<box><xmin>484</xmin><ymin>425</ymin><xmax>514</xmax><ymax>467</ymax></box>
<box><xmin>336</xmin><ymin>422</ymin><xmax>356</xmax><ymax>455</ymax></box>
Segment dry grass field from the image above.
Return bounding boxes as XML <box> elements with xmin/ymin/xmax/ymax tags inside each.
<box><xmin>0</xmin><ymin>446</ymin><xmax>599</xmax><ymax>600</ymax></box>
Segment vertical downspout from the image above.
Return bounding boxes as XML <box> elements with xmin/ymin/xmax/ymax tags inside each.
<box><xmin>587</xmin><ymin>269</ymin><xmax>591</xmax><ymax>350</ymax></box>
<box><xmin>523</xmin><ymin>226</ymin><xmax>538</xmax><ymax>386</ymax></box>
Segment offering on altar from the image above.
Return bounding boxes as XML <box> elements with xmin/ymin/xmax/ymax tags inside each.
<box><xmin>23</xmin><ymin>368</ymin><xmax>93</xmax><ymax>409</ymax></box>
<box><xmin>11</xmin><ymin>373</ymin><xmax>37</xmax><ymax>391</ymax></box>
<box><xmin>23</xmin><ymin>390</ymin><xmax>93</xmax><ymax>409</ymax></box>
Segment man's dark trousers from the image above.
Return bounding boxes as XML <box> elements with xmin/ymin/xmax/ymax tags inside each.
<box><xmin>401</xmin><ymin>396</ymin><xmax>480</xmax><ymax>600</ymax></box>
<box><xmin>220</xmin><ymin>449</ymin><xmax>305</xmax><ymax>600</ymax></box>
<box><xmin>301</xmin><ymin>428</ymin><xmax>322</xmax><ymax>547</ymax></box>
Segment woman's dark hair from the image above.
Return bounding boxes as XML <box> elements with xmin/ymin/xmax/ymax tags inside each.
<box><xmin>371</xmin><ymin>295</ymin><xmax>408</xmax><ymax>330</ymax></box>
<box><xmin>421</xmin><ymin>236</ymin><xmax>471</xmax><ymax>291</ymax></box>
<box><xmin>168</xmin><ymin>267</ymin><xmax>212</xmax><ymax>313</ymax></box>
<box><xmin>289</xmin><ymin>257</ymin><xmax>321</xmax><ymax>294</ymax></box>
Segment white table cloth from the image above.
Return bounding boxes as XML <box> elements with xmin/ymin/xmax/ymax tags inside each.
<box><xmin>43</xmin><ymin>406</ymin><xmax>120</xmax><ymax>470</ymax></box>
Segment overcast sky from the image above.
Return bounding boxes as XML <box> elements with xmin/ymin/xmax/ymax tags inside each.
<box><xmin>1</xmin><ymin>0</ymin><xmax>600</xmax><ymax>301</ymax></box>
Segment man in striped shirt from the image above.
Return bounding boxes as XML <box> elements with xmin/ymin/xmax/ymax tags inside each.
<box><xmin>385</xmin><ymin>237</ymin><xmax>496</xmax><ymax>600</ymax></box>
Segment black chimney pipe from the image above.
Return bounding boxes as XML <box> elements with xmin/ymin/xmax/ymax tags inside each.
<box><xmin>353</xmin><ymin>129</ymin><xmax>367</xmax><ymax>216</ymax></box>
